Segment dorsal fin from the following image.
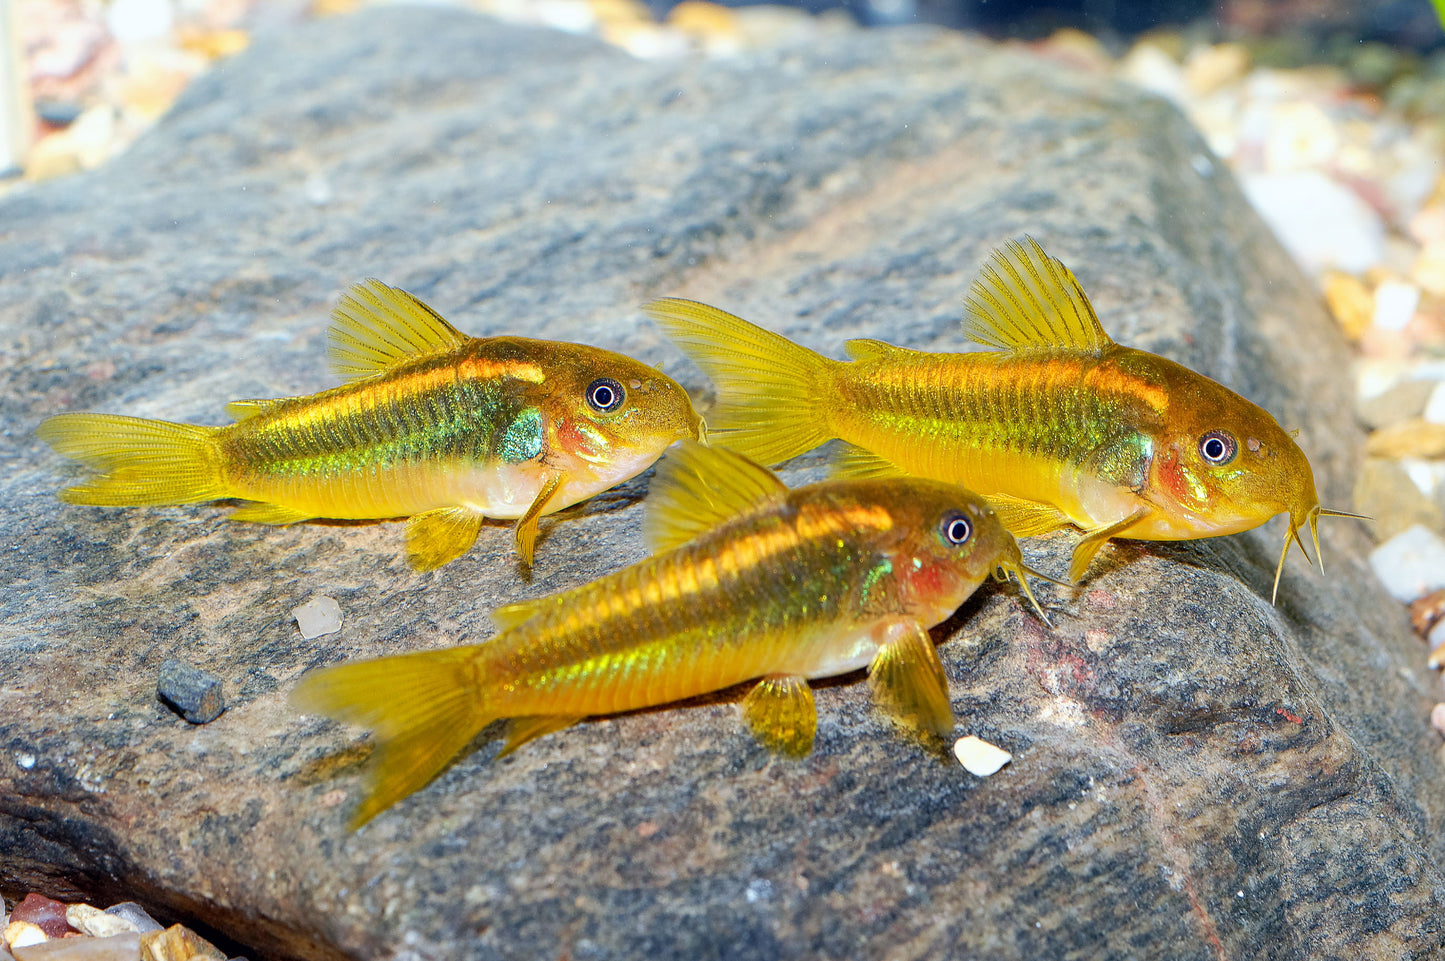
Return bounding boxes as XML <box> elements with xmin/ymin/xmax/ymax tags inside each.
<box><xmin>961</xmin><ymin>237</ymin><xmax>1114</xmax><ymax>355</ymax></box>
<box><xmin>844</xmin><ymin>338</ymin><xmax>905</xmax><ymax>362</ymax></box>
<box><xmin>225</xmin><ymin>398</ymin><xmax>284</xmax><ymax>421</ymax></box>
<box><xmin>329</xmin><ymin>279</ymin><xmax>471</xmax><ymax>381</ymax></box>
<box><xmin>643</xmin><ymin>440</ymin><xmax>788</xmax><ymax>554</ymax></box>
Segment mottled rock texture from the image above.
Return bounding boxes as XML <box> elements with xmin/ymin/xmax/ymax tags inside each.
<box><xmin>3</xmin><ymin>8</ymin><xmax>1443</xmax><ymax>960</ymax></box>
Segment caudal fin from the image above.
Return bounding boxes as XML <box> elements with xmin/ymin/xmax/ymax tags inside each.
<box><xmin>291</xmin><ymin>645</ymin><xmax>492</xmax><ymax>827</ymax></box>
<box><xmin>644</xmin><ymin>298</ymin><xmax>834</xmax><ymax>466</ymax></box>
<box><xmin>37</xmin><ymin>413</ymin><xmax>228</xmax><ymax>506</ymax></box>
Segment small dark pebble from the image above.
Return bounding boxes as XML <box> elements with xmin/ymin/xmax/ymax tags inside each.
<box><xmin>157</xmin><ymin>659</ymin><xmax>226</xmax><ymax>724</ymax></box>
<box><xmin>11</xmin><ymin>892</ymin><xmax>74</xmax><ymax>938</ymax></box>
<box><xmin>34</xmin><ymin>100</ymin><xmax>84</xmax><ymax>127</ymax></box>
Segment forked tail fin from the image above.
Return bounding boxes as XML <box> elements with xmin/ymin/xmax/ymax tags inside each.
<box><xmin>645</xmin><ymin>298</ymin><xmax>835</xmax><ymax>466</ymax></box>
<box><xmin>37</xmin><ymin>413</ymin><xmax>228</xmax><ymax>506</ymax></box>
<box><xmin>291</xmin><ymin>645</ymin><xmax>492</xmax><ymax>827</ymax></box>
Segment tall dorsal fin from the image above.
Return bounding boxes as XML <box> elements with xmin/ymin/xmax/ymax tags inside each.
<box><xmin>643</xmin><ymin>440</ymin><xmax>788</xmax><ymax>554</ymax></box>
<box><xmin>329</xmin><ymin>279</ymin><xmax>471</xmax><ymax>381</ymax></box>
<box><xmin>961</xmin><ymin>236</ymin><xmax>1114</xmax><ymax>355</ymax></box>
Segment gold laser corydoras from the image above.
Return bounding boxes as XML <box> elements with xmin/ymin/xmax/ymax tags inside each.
<box><xmin>292</xmin><ymin>441</ymin><xmax>1050</xmax><ymax>826</ymax></box>
<box><xmin>38</xmin><ymin>279</ymin><xmax>703</xmax><ymax>570</ymax></box>
<box><xmin>647</xmin><ymin>237</ymin><xmax>1359</xmax><ymax>596</ymax></box>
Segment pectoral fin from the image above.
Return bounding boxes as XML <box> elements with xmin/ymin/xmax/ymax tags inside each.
<box><xmin>513</xmin><ymin>475</ymin><xmax>564</xmax><ymax>567</ymax></box>
<box><xmin>1069</xmin><ymin>506</ymin><xmax>1151</xmax><ymax>583</ymax></box>
<box><xmin>741</xmin><ymin>674</ymin><xmax>817</xmax><ymax>757</ymax></box>
<box><xmin>406</xmin><ymin>507</ymin><xmax>484</xmax><ymax>571</ymax></box>
<box><xmin>499</xmin><ymin>715</ymin><xmax>584</xmax><ymax>757</ymax></box>
<box><xmin>868</xmin><ymin>621</ymin><xmax>954</xmax><ymax>738</ymax></box>
<box><xmin>984</xmin><ymin>493</ymin><xmax>1074</xmax><ymax>538</ymax></box>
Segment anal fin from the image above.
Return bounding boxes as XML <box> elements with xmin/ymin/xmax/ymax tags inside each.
<box><xmin>830</xmin><ymin>442</ymin><xmax>906</xmax><ymax>480</ymax></box>
<box><xmin>229</xmin><ymin>502</ymin><xmax>315</xmax><ymax>525</ymax></box>
<box><xmin>984</xmin><ymin>493</ymin><xmax>1074</xmax><ymax>538</ymax></box>
<box><xmin>499</xmin><ymin>715</ymin><xmax>583</xmax><ymax>757</ymax></box>
<box><xmin>407</xmin><ymin>507</ymin><xmax>484</xmax><ymax>571</ymax></box>
<box><xmin>741</xmin><ymin>674</ymin><xmax>817</xmax><ymax>756</ymax></box>
<box><xmin>868</xmin><ymin>620</ymin><xmax>954</xmax><ymax>739</ymax></box>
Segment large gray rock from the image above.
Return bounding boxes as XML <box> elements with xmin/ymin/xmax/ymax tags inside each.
<box><xmin>3</xmin><ymin>8</ymin><xmax>1443</xmax><ymax>960</ymax></box>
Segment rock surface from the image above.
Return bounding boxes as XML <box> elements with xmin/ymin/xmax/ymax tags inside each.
<box><xmin>3</xmin><ymin>8</ymin><xmax>1443</xmax><ymax>960</ymax></box>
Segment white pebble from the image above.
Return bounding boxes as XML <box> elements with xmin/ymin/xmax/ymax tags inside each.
<box><xmin>1241</xmin><ymin>170</ymin><xmax>1385</xmax><ymax>275</ymax></box>
<box><xmin>1368</xmin><ymin>525</ymin><xmax>1445</xmax><ymax>603</ymax></box>
<box><xmin>106</xmin><ymin>0</ymin><xmax>173</xmax><ymax>43</ymax></box>
<box><xmin>954</xmin><ymin>735</ymin><xmax>1012</xmax><ymax>776</ymax></box>
<box><xmin>293</xmin><ymin>595</ymin><xmax>343</xmax><ymax>639</ymax></box>
<box><xmin>4</xmin><ymin>920</ymin><xmax>46</xmax><ymax>949</ymax></box>
<box><xmin>66</xmin><ymin>904</ymin><xmax>138</xmax><ymax>939</ymax></box>
<box><xmin>1421</xmin><ymin>383</ymin><xmax>1445</xmax><ymax>425</ymax></box>
<box><xmin>1372</xmin><ymin>281</ymin><xmax>1422</xmax><ymax>332</ymax></box>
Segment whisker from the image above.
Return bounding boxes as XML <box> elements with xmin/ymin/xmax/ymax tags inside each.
<box><xmin>1291</xmin><ymin>525</ymin><xmax>1312</xmax><ymax>566</ymax></box>
<box><xmin>1308</xmin><ymin>508</ymin><xmax>1324</xmax><ymax>575</ymax></box>
<box><xmin>1271</xmin><ymin>527</ymin><xmax>1292</xmax><ymax>605</ymax></box>
<box><xmin>998</xmin><ymin>560</ymin><xmax>1063</xmax><ymax>627</ymax></box>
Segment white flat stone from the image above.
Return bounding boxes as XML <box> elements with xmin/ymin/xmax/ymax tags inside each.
<box><xmin>954</xmin><ymin>736</ymin><xmax>1012</xmax><ymax>777</ymax></box>
<box><xmin>293</xmin><ymin>595</ymin><xmax>343</xmax><ymax>640</ymax></box>
<box><xmin>1368</xmin><ymin>525</ymin><xmax>1445</xmax><ymax>603</ymax></box>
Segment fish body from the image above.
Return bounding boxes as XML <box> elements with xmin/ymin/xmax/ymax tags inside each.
<box><xmin>38</xmin><ymin>280</ymin><xmax>703</xmax><ymax>569</ymax></box>
<box><xmin>647</xmin><ymin>238</ymin><xmax>1348</xmax><ymax>591</ymax></box>
<box><xmin>293</xmin><ymin>441</ymin><xmax>1042</xmax><ymax>825</ymax></box>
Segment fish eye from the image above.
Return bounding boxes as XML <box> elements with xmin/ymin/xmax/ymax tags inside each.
<box><xmin>1199</xmin><ymin>429</ymin><xmax>1238</xmax><ymax>465</ymax></box>
<box><xmin>939</xmin><ymin>510</ymin><xmax>972</xmax><ymax>547</ymax></box>
<box><xmin>586</xmin><ymin>377</ymin><xmax>625</xmax><ymax>413</ymax></box>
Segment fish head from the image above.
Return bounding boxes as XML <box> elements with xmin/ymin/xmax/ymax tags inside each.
<box><xmin>1144</xmin><ymin>366</ymin><xmax>1321</xmax><ymax>540</ymax></box>
<box><xmin>1145</xmin><ymin>365</ymin><xmax>1362</xmax><ymax>601</ymax></box>
<box><xmin>540</xmin><ymin>342</ymin><xmax>705</xmax><ymax>483</ymax></box>
<box><xmin>873</xmin><ymin>480</ymin><xmax>1022</xmax><ymax>626</ymax></box>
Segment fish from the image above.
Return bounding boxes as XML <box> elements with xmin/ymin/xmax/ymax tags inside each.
<box><xmin>645</xmin><ymin>237</ymin><xmax>1362</xmax><ymax>599</ymax></box>
<box><xmin>37</xmin><ymin>279</ymin><xmax>704</xmax><ymax>570</ymax></box>
<box><xmin>291</xmin><ymin>440</ymin><xmax>1051</xmax><ymax>826</ymax></box>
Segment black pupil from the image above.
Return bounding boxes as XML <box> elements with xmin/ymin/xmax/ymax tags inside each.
<box><xmin>589</xmin><ymin>380</ymin><xmax>621</xmax><ymax>410</ymax></box>
<box><xmin>946</xmin><ymin>517</ymin><xmax>971</xmax><ymax>544</ymax></box>
<box><xmin>1200</xmin><ymin>431</ymin><xmax>1236</xmax><ymax>463</ymax></box>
